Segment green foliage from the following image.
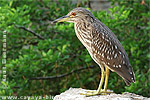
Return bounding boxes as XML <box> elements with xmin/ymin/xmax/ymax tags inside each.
<box><xmin>0</xmin><ymin>0</ymin><xmax>149</xmax><ymax>98</ymax></box>
<box><xmin>108</xmin><ymin>0</ymin><xmax>150</xmax><ymax>96</ymax></box>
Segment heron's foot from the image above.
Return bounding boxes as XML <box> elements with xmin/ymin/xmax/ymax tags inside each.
<box><xmin>80</xmin><ymin>90</ymin><xmax>100</xmax><ymax>96</ymax></box>
<box><xmin>80</xmin><ymin>89</ymin><xmax>113</xmax><ymax>96</ymax></box>
<box><xmin>100</xmin><ymin>89</ymin><xmax>113</xmax><ymax>95</ymax></box>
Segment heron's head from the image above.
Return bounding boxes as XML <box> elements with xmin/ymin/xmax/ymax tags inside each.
<box><xmin>52</xmin><ymin>7</ymin><xmax>95</xmax><ymax>24</ymax></box>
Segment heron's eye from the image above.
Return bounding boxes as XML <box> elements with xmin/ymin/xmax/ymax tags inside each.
<box><xmin>71</xmin><ymin>12</ymin><xmax>76</xmax><ymax>17</ymax></box>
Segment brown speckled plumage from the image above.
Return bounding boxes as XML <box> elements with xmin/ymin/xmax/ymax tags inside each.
<box><xmin>52</xmin><ymin>7</ymin><xmax>135</xmax><ymax>96</ymax></box>
<box><xmin>71</xmin><ymin>8</ymin><xmax>135</xmax><ymax>85</ymax></box>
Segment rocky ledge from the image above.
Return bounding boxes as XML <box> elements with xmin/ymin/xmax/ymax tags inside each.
<box><xmin>54</xmin><ymin>88</ymin><xmax>150</xmax><ymax>100</ymax></box>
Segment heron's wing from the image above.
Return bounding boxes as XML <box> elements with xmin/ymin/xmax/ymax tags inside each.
<box><xmin>91</xmin><ymin>21</ymin><xmax>135</xmax><ymax>85</ymax></box>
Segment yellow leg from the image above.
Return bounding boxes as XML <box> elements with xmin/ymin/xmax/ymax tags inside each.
<box><xmin>101</xmin><ymin>67</ymin><xmax>113</xmax><ymax>94</ymax></box>
<box><xmin>80</xmin><ymin>64</ymin><xmax>105</xmax><ymax>96</ymax></box>
<box><xmin>104</xmin><ymin>67</ymin><xmax>109</xmax><ymax>91</ymax></box>
<box><xmin>96</xmin><ymin>66</ymin><xmax>105</xmax><ymax>93</ymax></box>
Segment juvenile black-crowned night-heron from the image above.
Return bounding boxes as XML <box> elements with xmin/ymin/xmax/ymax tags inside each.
<box><xmin>52</xmin><ymin>7</ymin><xmax>135</xmax><ymax>96</ymax></box>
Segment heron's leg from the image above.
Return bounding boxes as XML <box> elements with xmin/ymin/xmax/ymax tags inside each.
<box><xmin>96</xmin><ymin>65</ymin><xmax>105</xmax><ymax>93</ymax></box>
<box><xmin>104</xmin><ymin>67</ymin><xmax>109</xmax><ymax>91</ymax></box>
<box><xmin>101</xmin><ymin>67</ymin><xmax>113</xmax><ymax>93</ymax></box>
<box><xmin>80</xmin><ymin>65</ymin><xmax>105</xmax><ymax>96</ymax></box>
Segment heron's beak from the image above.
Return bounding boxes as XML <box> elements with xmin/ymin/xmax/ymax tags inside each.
<box><xmin>51</xmin><ymin>15</ymin><xmax>70</xmax><ymax>24</ymax></box>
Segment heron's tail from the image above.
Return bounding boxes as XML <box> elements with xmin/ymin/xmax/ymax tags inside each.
<box><xmin>117</xmin><ymin>65</ymin><xmax>135</xmax><ymax>86</ymax></box>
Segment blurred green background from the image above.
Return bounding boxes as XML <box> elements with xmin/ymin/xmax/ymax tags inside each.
<box><xmin>0</xmin><ymin>0</ymin><xmax>150</xmax><ymax>99</ymax></box>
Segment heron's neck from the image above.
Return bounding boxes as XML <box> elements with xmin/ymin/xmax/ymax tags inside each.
<box><xmin>74</xmin><ymin>22</ymin><xmax>92</xmax><ymax>50</ymax></box>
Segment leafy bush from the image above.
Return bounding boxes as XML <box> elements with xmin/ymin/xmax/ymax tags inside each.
<box><xmin>0</xmin><ymin>0</ymin><xmax>149</xmax><ymax>98</ymax></box>
<box><xmin>109</xmin><ymin>0</ymin><xmax>150</xmax><ymax>96</ymax></box>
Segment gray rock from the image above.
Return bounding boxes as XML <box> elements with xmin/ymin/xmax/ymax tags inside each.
<box><xmin>54</xmin><ymin>88</ymin><xmax>150</xmax><ymax>100</ymax></box>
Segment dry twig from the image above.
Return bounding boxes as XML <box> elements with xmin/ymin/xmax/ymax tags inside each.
<box><xmin>28</xmin><ymin>65</ymin><xmax>96</xmax><ymax>81</ymax></box>
<box><xmin>14</xmin><ymin>25</ymin><xmax>45</xmax><ymax>40</ymax></box>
